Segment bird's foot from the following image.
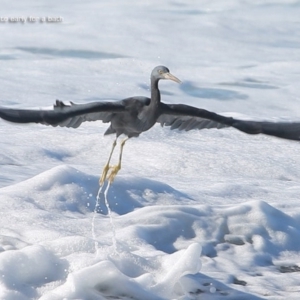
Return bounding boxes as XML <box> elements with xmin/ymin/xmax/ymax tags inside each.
<box><xmin>99</xmin><ymin>164</ymin><xmax>110</xmax><ymax>186</ymax></box>
<box><xmin>107</xmin><ymin>164</ymin><xmax>121</xmax><ymax>183</ymax></box>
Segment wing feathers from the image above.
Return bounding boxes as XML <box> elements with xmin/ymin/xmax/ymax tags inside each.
<box><xmin>158</xmin><ymin>103</ymin><xmax>300</xmax><ymax>141</ymax></box>
<box><xmin>0</xmin><ymin>100</ymin><xmax>125</xmax><ymax>128</ymax></box>
<box><xmin>158</xmin><ymin>103</ymin><xmax>231</xmax><ymax>131</ymax></box>
<box><xmin>1</xmin><ymin>99</ymin><xmax>300</xmax><ymax>141</ymax></box>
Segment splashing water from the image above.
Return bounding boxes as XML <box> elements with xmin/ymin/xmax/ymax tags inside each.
<box><xmin>90</xmin><ymin>180</ymin><xmax>204</xmax><ymax>299</ymax></box>
<box><xmin>92</xmin><ymin>181</ymin><xmax>118</xmax><ymax>253</ymax></box>
<box><xmin>103</xmin><ymin>181</ymin><xmax>118</xmax><ymax>251</ymax></box>
<box><xmin>91</xmin><ymin>185</ymin><xmax>103</xmax><ymax>251</ymax></box>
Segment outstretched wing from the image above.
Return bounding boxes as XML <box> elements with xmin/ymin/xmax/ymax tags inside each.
<box><xmin>157</xmin><ymin>112</ymin><xmax>228</xmax><ymax>131</ymax></box>
<box><xmin>158</xmin><ymin>103</ymin><xmax>300</xmax><ymax>141</ymax></box>
<box><xmin>0</xmin><ymin>100</ymin><xmax>126</xmax><ymax>128</ymax></box>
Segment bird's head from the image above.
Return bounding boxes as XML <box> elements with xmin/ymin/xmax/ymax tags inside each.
<box><xmin>151</xmin><ymin>66</ymin><xmax>181</xmax><ymax>83</ymax></box>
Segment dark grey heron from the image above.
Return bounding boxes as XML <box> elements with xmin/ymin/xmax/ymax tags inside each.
<box><xmin>0</xmin><ymin>65</ymin><xmax>300</xmax><ymax>185</ymax></box>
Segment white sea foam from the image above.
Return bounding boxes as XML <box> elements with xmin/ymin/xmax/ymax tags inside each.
<box><xmin>0</xmin><ymin>1</ymin><xmax>300</xmax><ymax>299</ymax></box>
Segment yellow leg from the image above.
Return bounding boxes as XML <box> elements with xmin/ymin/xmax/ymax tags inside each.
<box><xmin>107</xmin><ymin>138</ymin><xmax>128</xmax><ymax>183</ymax></box>
<box><xmin>99</xmin><ymin>139</ymin><xmax>117</xmax><ymax>186</ymax></box>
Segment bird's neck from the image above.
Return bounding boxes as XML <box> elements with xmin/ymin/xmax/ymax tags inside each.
<box><xmin>150</xmin><ymin>78</ymin><xmax>161</xmax><ymax>107</ymax></box>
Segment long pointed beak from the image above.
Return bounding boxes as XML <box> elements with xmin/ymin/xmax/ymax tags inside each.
<box><xmin>163</xmin><ymin>72</ymin><xmax>181</xmax><ymax>84</ymax></box>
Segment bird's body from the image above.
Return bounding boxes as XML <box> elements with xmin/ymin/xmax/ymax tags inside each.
<box><xmin>104</xmin><ymin>96</ymin><xmax>152</xmax><ymax>137</ymax></box>
<box><xmin>0</xmin><ymin>65</ymin><xmax>300</xmax><ymax>184</ymax></box>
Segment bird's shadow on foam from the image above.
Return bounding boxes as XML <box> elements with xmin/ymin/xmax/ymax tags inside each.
<box><xmin>138</xmin><ymin>83</ymin><xmax>175</xmax><ymax>96</ymax></box>
<box><xmin>180</xmin><ymin>81</ymin><xmax>248</xmax><ymax>100</ymax></box>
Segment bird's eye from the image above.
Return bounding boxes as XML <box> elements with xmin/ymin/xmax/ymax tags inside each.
<box><xmin>158</xmin><ymin>70</ymin><xmax>163</xmax><ymax>74</ymax></box>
